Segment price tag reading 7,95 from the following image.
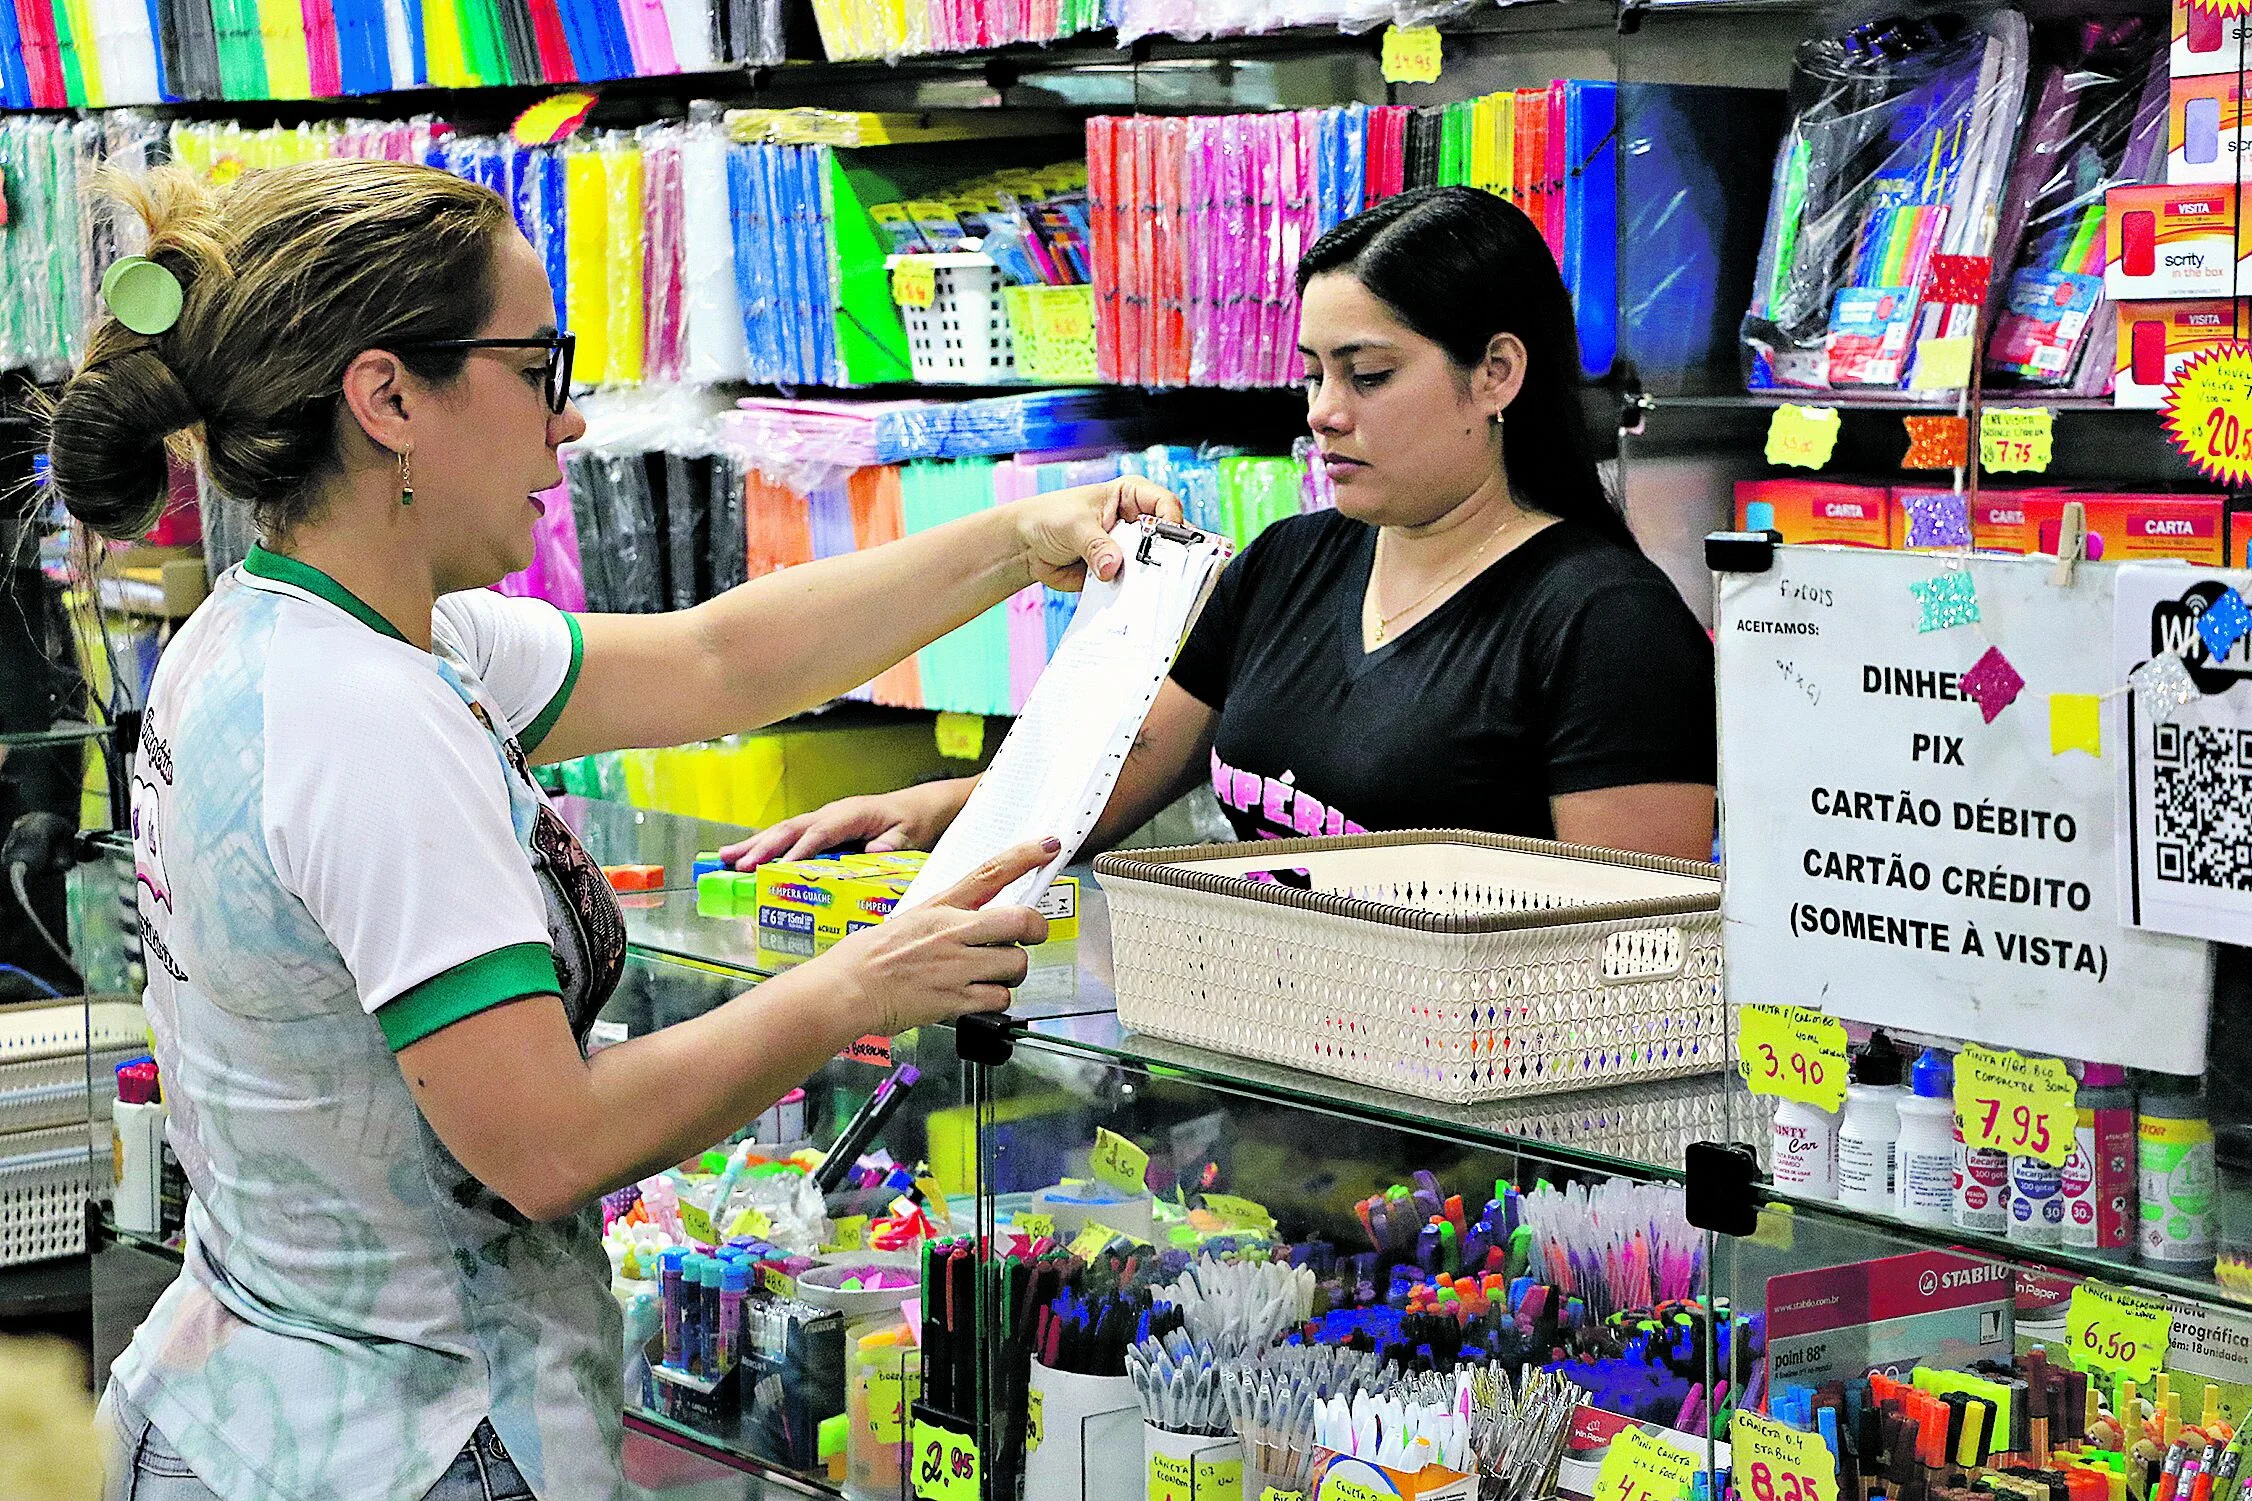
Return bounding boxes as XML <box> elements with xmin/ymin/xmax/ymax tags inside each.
<box><xmin>1735</xmin><ymin>1005</ymin><xmax>1849</xmax><ymax>1114</ymax></box>
<box><xmin>1731</xmin><ymin>1408</ymin><xmax>1840</xmax><ymax>1501</ymax></box>
<box><xmin>1595</xmin><ymin>1426</ymin><xmax>1702</xmax><ymax>1501</ymax></box>
<box><xmin>2067</xmin><ymin>1281</ymin><xmax>2172</xmax><ymax>1385</ymax></box>
<box><xmin>1952</xmin><ymin>1044</ymin><xmax>2074</xmax><ymax>1167</ymax></box>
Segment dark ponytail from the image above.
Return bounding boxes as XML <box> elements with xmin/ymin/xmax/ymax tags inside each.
<box><xmin>1295</xmin><ymin>186</ymin><xmax>1636</xmax><ymax>553</ymax></box>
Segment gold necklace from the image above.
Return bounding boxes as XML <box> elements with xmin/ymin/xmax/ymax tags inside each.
<box><xmin>1367</xmin><ymin>509</ymin><xmax>1535</xmax><ymax>645</ymax></box>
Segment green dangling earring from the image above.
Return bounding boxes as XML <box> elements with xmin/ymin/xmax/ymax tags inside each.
<box><xmin>399</xmin><ymin>446</ymin><xmax>414</xmax><ymax>507</ymax></box>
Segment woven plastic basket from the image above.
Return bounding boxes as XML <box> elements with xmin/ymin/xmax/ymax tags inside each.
<box><xmin>888</xmin><ymin>252</ymin><xmax>1017</xmax><ymax>384</ymax></box>
<box><xmin>1002</xmin><ymin>284</ymin><xmax>1098</xmax><ymax>384</ymax></box>
<box><xmin>0</xmin><ymin>999</ymin><xmax>147</xmax><ymax>1265</ymax></box>
<box><xmin>1092</xmin><ymin>831</ymin><xmax>1726</xmax><ymax>1105</ymax></box>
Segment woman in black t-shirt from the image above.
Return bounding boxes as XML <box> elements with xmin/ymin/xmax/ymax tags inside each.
<box><xmin>727</xmin><ymin>187</ymin><xmax>1717</xmax><ymax>866</ymax></box>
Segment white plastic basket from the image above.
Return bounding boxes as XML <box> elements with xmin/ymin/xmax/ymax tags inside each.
<box><xmin>1092</xmin><ymin>831</ymin><xmax>1726</xmax><ymax>1105</ymax></box>
<box><xmin>0</xmin><ymin>999</ymin><xmax>148</xmax><ymax>1265</ymax></box>
<box><xmin>887</xmin><ymin>252</ymin><xmax>1017</xmax><ymax>384</ymax></box>
<box><xmin>0</xmin><ymin>1122</ymin><xmax>102</xmax><ymax>1266</ymax></box>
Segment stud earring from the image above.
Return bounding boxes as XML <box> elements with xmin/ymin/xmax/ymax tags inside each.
<box><xmin>398</xmin><ymin>447</ymin><xmax>414</xmax><ymax>507</ymax></box>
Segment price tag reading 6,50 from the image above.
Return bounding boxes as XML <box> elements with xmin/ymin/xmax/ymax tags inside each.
<box><xmin>1736</xmin><ymin>1005</ymin><xmax>1849</xmax><ymax>1114</ymax></box>
<box><xmin>1953</xmin><ymin>1044</ymin><xmax>2074</xmax><ymax>1167</ymax></box>
<box><xmin>912</xmin><ymin>1419</ymin><xmax>981</xmax><ymax>1501</ymax></box>
<box><xmin>2067</xmin><ymin>1281</ymin><xmax>2173</xmax><ymax>1385</ymax></box>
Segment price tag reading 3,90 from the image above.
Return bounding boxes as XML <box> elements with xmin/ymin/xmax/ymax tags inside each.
<box><xmin>1736</xmin><ymin>1005</ymin><xmax>1849</xmax><ymax>1114</ymax></box>
<box><xmin>1953</xmin><ymin>1044</ymin><xmax>2074</xmax><ymax>1167</ymax></box>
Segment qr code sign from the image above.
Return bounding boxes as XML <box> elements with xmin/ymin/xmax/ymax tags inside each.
<box><xmin>2152</xmin><ymin>721</ymin><xmax>2252</xmax><ymax>888</ymax></box>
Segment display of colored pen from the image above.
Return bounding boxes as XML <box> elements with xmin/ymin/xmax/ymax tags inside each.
<box><xmin>813</xmin><ymin>1064</ymin><xmax>922</xmax><ymax>1194</ymax></box>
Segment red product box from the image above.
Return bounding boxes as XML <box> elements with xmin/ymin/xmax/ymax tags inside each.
<box><xmin>1735</xmin><ymin>479</ymin><xmax>1892</xmax><ymax>548</ymax></box>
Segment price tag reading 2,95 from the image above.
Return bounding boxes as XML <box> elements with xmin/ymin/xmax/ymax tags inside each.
<box><xmin>1732</xmin><ymin>1410</ymin><xmax>1840</xmax><ymax>1501</ymax></box>
<box><xmin>912</xmin><ymin>1419</ymin><xmax>981</xmax><ymax>1501</ymax></box>
<box><xmin>1952</xmin><ymin>1044</ymin><xmax>2074</xmax><ymax>1167</ymax></box>
<box><xmin>1736</xmin><ymin>1005</ymin><xmax>1849</xmax><ymax>1114</ymax></box>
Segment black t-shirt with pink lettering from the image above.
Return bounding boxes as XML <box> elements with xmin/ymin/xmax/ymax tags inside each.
<box><xmin>1168</xmin><ymin>510</ymin><xmax>1716</xmax><ymax>843</ymax></box>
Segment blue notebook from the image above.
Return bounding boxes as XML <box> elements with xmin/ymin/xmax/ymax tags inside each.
<box><xmin>1563</xmin><ymin>80</ymin><xmax>1619</xmax><ymax>380</ymax></box>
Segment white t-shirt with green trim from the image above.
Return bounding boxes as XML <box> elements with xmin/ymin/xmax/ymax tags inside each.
<box><xmin>117</xmin><ymin>544</ymin><xmax>631</xmax><ymax>1500</ymax></box>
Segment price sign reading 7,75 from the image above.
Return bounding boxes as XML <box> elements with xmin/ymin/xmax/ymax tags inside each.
<box><xmin>1952</xmin><ymin>1044</ymin><xmax>2074</xmax><ymax>1167</ymax></box>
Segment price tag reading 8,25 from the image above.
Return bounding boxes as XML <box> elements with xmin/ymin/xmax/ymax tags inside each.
<box><xmin>1595</xmin><ymin>1426</ymin><xmax>1702</xmax><ymax>1501</ymax></box>
<box><xmin>1731</xmin><ymin>1409</ymin><xmax>1840</xmax><ymax>1501</ymax></box>
<box><xmin>1952</xmin><ymin>1044</ymin><xmax>2074</xmax><ymax>1167</ymax></box>
<box><xmin>911</xmin><ymin>1418</ymin><xmax>981</xmax><ymax>1501</ymax></box>
<box><xmin>2067</xmin><ymin>1281</ymin><xmax>2173</xmax><ymax>1385</ymax></box>
<box><xmin>1736</xmin><ymin>1005</ymin><xmax>1849</xmax><ymax>1114</ymax></box>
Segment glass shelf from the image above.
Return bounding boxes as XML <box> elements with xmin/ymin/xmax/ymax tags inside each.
<box><xmin>0</xmin><ymin>721</ymin><xmax>105</xmax><ymax>750</ymax></box>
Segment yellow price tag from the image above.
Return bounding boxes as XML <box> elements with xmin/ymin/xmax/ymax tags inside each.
<box><xmin>510</xmin><ymin>89</ymin><xmax>599</xmax><ymax>147</ymax></box>
<box><xmin>912</xmin><ymin>1419</ymin><xmax>981</xmax><ymax>1501</ymax></box>
<box><xmin>2068</xmin><ymin>1281</ymin><xmax>2173</xmax><ymax>1384</ymax></box>
<box><xmin>1091</xmin><ymin>1127</ymin><xmax>1150</xmax><ymax>1195</ymax></box>
<box><xmin>868</xmin><ymin>1369</ymin><xmax>910</xmax><ymax>1443</ymax></box>
<box><xmin>1907</xmin><ymin>336</ymin><xmax>1974</xmax><ymax>392</ymax></box>
<box><xmin>915</xmin><ymin>1176</ymin><xmax>953</xmax><ymax>1228</ymax></box>
<box><xmin>1033</xmin><ymin>290</ymin><xmax>1092</xmax><ymax>343</ymax></box>
<box><xmin>1981</xmin><ymin>408</ymin><xmax>2054</xmax><ymax>474</ymax></box>
<box><xmin>726</xmin><ymin>1206</ymin><xmax>772</xmax><ymax>1240</ymax></box>
<box><xmin>1262</xmin><ymin>1492</ymin><xmax>1307</xmax><ymax>1501</ymax></box>
<box><xmin>1069</xmin><ymin>1221</ymin><xmax>1125</xmax><ymax>1262</ymax></box>
<box><xmin>762</xmin><ymin>1264</ymin><xmax>797</xmax><ymax>1299</ymax></box>
<box><xmin>1322</xmin><ymin>1480</ymin><xmax>1391</xmax><ymax>1501</ymax></box>
<box><xmin>1731</xmin><ymin>1410</ymin><xmax>1840</xmax><ymax>1501</ymax></box>
<box><xmin>1027</xmin><ymin>1387</ymin><xmax>1044</xmax><ymax>1454</ymax></box>
<box><xmin>2164</xmin><ymin>343</ymin><xmax>2252</xmax><ymax>486</ymax></box>
<box><xmin>1199</xmin><ymin>1193</ymin><xmax>1274</xmax><ymax>1230</ymax></box>
<box><xmin>892</xmin><ymin>259</ymin><xmax>938</xmax><ymax>310</ymax></box>
<box><xmin>1953</xmin><ymin>1044</ymin><xmax>2074</xmax><ymax>1167</ymax></box>
<box><xmin>1736</xmin><ymin>1005</ymin><xmax>1849</xmax><ymax>1114</ymax></box>
<box><xmin>1379</xmin><ymin>24</ymin><xmax>1442</xmax><ymax>83</ymax></box>
<box><xmin>1015</xmin><ymin>1213</ymin><xmax>1055</xmax><ymax>1240</ymax></box>
<box><xmin>830</xmin><ymin>1215</ymin><xmax>868</xmax><ymax>1252</ymax></box>
<box><xmin>677</xmin><ymin>1202</ymin><xmax>717</xmax><ymax>1246</ymax></box>
<box><xmin>1150</xmin><ymin>1452</ymin><xmax>1243</xmax><ymax>1501</ymax></box>
<box><xmin>1766</xmin><ymin>405</ymin><xmax>1841</xmax><ymax>470</ymax></box>
<box><xmin>1595</xmin><ymin>1428</ymin><xmax>1701</xmax><ymax>1501</ymax></box>
<box><xmin>935</xmin><ymin>711</ymin><xmax>984</xmax><ymax>761</ymax></box>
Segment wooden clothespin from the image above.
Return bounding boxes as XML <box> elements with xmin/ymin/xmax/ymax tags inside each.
<box><xmin>2051</xmin><ymin>499</ymin><xmax>2087</xmax><ymax>587</ymax></box>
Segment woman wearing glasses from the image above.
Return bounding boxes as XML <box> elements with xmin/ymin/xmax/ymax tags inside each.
<box><xmin>45</xmin><ymin>160</ymin><xmax>1172</xmax><ymax>1501</ymax></box>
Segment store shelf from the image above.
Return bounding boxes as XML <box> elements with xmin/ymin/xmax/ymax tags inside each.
<box><xmin>0</xmin><ymin>721</ymin><xmax>104</xmax><ymax>750</ymax></box>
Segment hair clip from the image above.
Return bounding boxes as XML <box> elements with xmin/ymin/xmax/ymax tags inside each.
<box><xmin>101</xmin><ymin>256</ymin><xmax>184</xmax><ymax>336</ymax></box>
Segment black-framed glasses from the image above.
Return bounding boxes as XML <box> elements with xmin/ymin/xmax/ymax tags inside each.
<box><xmin>399</xmin><ymin>333</ymin><xmax>576</xmax><ymax>413</ymax></box>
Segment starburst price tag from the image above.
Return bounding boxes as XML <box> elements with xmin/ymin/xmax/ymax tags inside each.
<box><xmin>1736</xmin><ymin>1005</ymin><xmax>1849</xmax><ymax>1113</ymax></box>
<box><xmin>2164</xmin><ymin>343</ymin><xmax>2252</xmax><ymax>485</ymax></box>
<box><xmin>1953</xmin><ymin>1044</ymin><xmax>2074</xmax><ymax>1167</ymax></box>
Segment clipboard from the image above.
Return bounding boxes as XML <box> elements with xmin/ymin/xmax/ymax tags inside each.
<box><xmin>900</xmin><ymin>517</ymin><xmax>1234</xmax><ymax>913</ymax></box>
